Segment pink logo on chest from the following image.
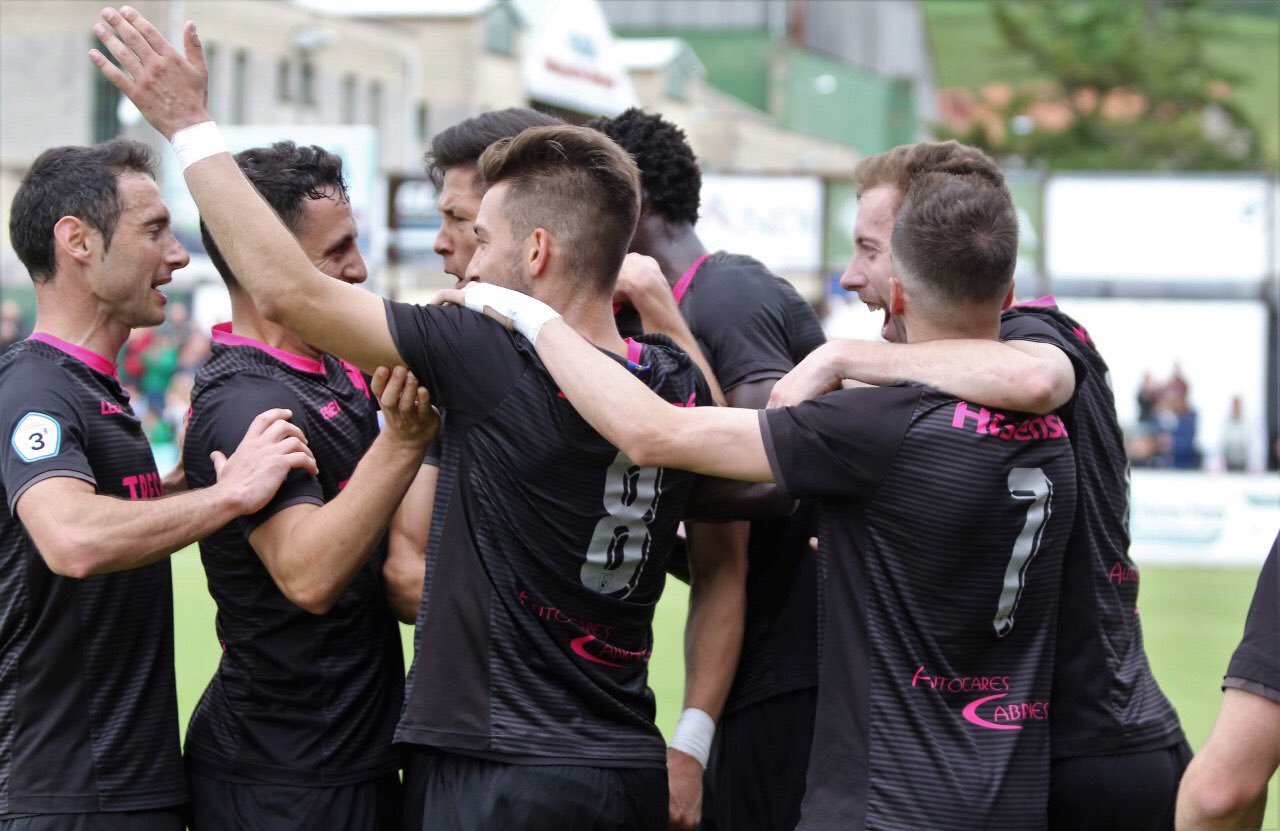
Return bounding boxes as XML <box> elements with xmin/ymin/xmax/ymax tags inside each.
<box><xmin>320</xmin><ymin>399</ymin><xmax>342</xmax><ymax>420</ymax></box>
<box><xmin>100</xmin><ymin>401</ymin><xmax>124</xmax><ymax>415</ymax></box>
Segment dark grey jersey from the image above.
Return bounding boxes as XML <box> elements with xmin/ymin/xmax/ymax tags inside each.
<box><xmin>0</xmin><ymin>336</ymin><xmax>183</xmax><ymax>817</ymax></box>
<box><xmin>387</xmin><ymin>301</ymin><xmax>711</xmax><ymax>768</ymax></box>
<box><xmin>762</xmin><ymin>384</ymin><xmax>1076</xmax><ymax>830</ymax></box>
<box><xmin>1003</xmin><ymin>300</ymin><xmax>1185</xmax><ymax>757</ymax></box>
<box><xmin>181</xmin><ymin>325</ymin><xmax>404</xmax><ymax>786</ymax></box>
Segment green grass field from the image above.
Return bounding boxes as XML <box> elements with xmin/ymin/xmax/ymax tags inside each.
<box><xmin>172</xmin><ymin>551</ymin><xmax>1275</xmax><ymax>823</ymax></box>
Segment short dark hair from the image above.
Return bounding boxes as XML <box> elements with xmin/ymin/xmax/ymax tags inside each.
<box><xmin>199</xmin><ymin>141</ymin><xmax>348</xmax><ymax>288</ymax></box>
<box><xmin>478</xmin><ymin>125</ymin><xmax>640</xmax><ymax>295</ymax></box>
<box><xmin>853</xmin><ymin>140</ymin><xmax>1005</xmax><ymax>212</ymax></box>
<box><xmin>9</xmin><ymin>139</ymin><xmax>157</xmax><ymax>283</ymax></box>
<box><xmin>586</xmin><ymin>108</ymin><xmax>700</xmax><ymax>226</ymax></box>
<box><xmin>891</xmin><ymin>172</ymin><xmax>1018</xmax><ymax>311</ymax></box>
<box><xmin>424</xmin><ymin>107</ymin><xmax>562</xmax><ymax>188</ymax></box>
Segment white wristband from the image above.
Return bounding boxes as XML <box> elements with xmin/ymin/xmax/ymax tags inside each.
<box><xmin>668</xmin><ymin>707</ymin><xmax>714</xmax><ymax>768</ymax></box>
<box><xmin>461</xmin><ymin>282</ymin><xmax>561</xmax><ymax>344</ymax></box>
<box><xmin>171</xmin><ymin>121</ymin><xmax>229</xmax><ymax>171</ymax></box>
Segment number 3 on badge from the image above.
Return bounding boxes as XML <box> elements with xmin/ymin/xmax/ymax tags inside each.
<box><xmin>11</xmin><ymin>413</ymin><xmax>60</xmax><ymax>462</ymax></box>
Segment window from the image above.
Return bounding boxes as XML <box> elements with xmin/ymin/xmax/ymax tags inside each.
<box><xmin>231</xmin><ymin>50</ymin><xmax>247</xmax><ymax>124</ymax></box>
<box><xmin>341</xmin><ymin>74</ymin><xmax>356</xmax><ymax>124</ymax></box>
<box><xmin>300</xmin><ymin>59</ymin><xmax>316</xmax><ymax>107</ymax></box>
<box><xmin>484</xmin><ymin>8</ymin><xmax>515</xmax><ymax>55</ymax></box>
<box><xmin>276</xmin><ymin>57</ymin><xmax>291</xmax><ymax>102</ymax></box>
<box><xmin>91</xmin><ymin>37</ymin><xmax>121</xmax><ymax>143</ymax></box>
<box><xmin>416</xmin><ymin>101</ymin><xmax>429</xmax><ymax>143</ymax></box>
<box><xmin>368</xmin><ymin>80</ymin><xmax>382</xmax><ymax>130</ymax></box>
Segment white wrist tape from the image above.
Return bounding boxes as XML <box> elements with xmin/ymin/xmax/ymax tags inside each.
<box><xmin>462</xmin><ymin>282</ymin><xmax>561</xmax><ymax>344</ymax></box>
<box><xmin>171</xmin><ymin>121</ymin><xmax>229</xmax><ymax>171</ymax></box>
<box><xmin>668</xmin><ymin>707</ymin><xmax>714</xmax><ymax>768</ymax></box>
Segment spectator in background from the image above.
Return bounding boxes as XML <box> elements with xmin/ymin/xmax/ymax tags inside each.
<box><xmin>0</xmin><ymin>299</ymin><xmax>30</xmax><ymax>352</ymax></box>
<box><xmin>1221</xmin><ymin>395</ymin><xmax>1250</xmax><ymax>473</ymax></box>
<box><xmin>1136</xmin><ymin>371</ymin><xmax>1161</xmax><ymax>427</ymax></box>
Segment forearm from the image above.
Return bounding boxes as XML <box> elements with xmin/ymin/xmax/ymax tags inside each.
<box><xmin>26</xmin><ymin>482</ymin><xmax>241</xmax><ymax>578</ymax></box>
<box><xmin>265</xmin><ymin>432</ymin><xmax>425</xmax><ymax>613</ymax></box>
<box><xmin>823</xmin><ymin>339</ymin><xmax>1069</xmax><ymax>414</ymax></box>
<box><xmin>384</xmin><ymin>465</ymin><xmax>435</xmax><ymax>623</ymax></box>
<box><xmin>681</xmin><ymin>521</ymin><xmax>749</xmax><ymax>720</ymax></box>
<box><xmin>684</xmin><ymin>476</ymin><xmax>793</xmax><ymax>521</ymax></box>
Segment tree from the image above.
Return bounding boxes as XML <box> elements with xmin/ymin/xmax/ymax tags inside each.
<box><xmin>941</xmin><ymin>0</ymin><xmax>1264</xmax><ymax>170</ymax></box>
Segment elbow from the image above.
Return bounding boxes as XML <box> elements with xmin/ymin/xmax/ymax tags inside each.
<box><xmin>38</xmin><ymin>530</ymin><xmax>106</xmax><ymax>579</ymax></box>
<box><xmin>280</xmin><ymin>579</ymin><xmax>339</xmax><ymax>615</ymax></box>
<box><xmin>1180</xmin><ymin>780</ymin><xmax>1263</xmax><ymax>825</ymax></box>
<box><xmin>1020</xmin><ymin>369</ymin><xmax>1064</xmax><ymax>415</ymax></box>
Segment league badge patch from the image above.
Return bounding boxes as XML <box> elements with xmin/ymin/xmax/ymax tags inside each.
<box><xmin>11</xmin><ymin>412</ymin><xmax>60</xmax><ymax>462</ymax></box>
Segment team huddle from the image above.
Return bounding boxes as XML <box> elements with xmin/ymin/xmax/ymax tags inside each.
<box><xmin>0</xmin><ymin>5</ymin><xmax>1274</xmax><ymax>831</ymax></box>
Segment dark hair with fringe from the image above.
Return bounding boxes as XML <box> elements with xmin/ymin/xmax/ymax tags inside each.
<box><xmin>10</xmin><ymin>139</ymin><xmax>157</xmax><ymax>283</ymax></box>
<box><xmin>425</xmin><ymin>107</ymin><xmax>562</xmax><ymax>189</ymax></box>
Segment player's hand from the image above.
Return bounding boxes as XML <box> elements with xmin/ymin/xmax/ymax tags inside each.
<box><xmin>768</xmin><ymin>344</ymin><xmax>845</xmax><ymax>408</ymax></box>
<box><xmin>372</xmin><ymin>366</ymin><xmax>438</xmax><ymax>449</ymax></box>
<box><xmin>666</xmin><ymin>747</ymin><xmax>704</xmax><ymax>830</ymax></box>
<box><xmin>211</xmin><ymin>408</ymin><xmax>317</xmax><ymax>515</ymax></box>
<box><xmin>90</xmin><ymin>6</ymin><xmax>210</xmax><ymax>140</ymax></box>
<box><xmin>614</xmin><ymin>253</ymin><xmax>669</xmax><ymax>308</ymax></box>
<box><xmin>428</xmin><ymin>288</ymin><xmax>465</xmax><ymax>307</ymax></box>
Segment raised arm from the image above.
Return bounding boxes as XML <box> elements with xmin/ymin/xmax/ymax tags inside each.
<box><xmin>17</xmin><ymin>409</ymin><xmax>316</xmax><ymax>578</ymax></box>
<box><xmin>769</xmin><ymin>338</ymin><xmax>1075</xmax><ymax>413</ymax></box>
<box><xmin>89</xmin><ymin>8</ymin><xmax>400</xmax><ymax>374</ymax></box>
<box><xmin>446</xmin><ymin>284</ymin><xmax>774</xmax><ymax>481</ymax></box>
<box><xmin>247</xmin><ymin>368</ymin><xmax>437</xmax><ymax>615</ymax></box>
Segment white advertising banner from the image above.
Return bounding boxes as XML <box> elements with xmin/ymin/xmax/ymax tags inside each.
<box><xmin>696</xmin><ymin>175</ymin><xmax>824</xmax><ymax>274</ymax></box>
<box><xmin>1046</xmin><ymin>175</ymin><xmax>1272</xmax><ymax>283</ymax></box>
<box><xmin>1130</xmin><ymin>470</ymin><xmax>1280</xmax><ymax>566</ymax></box>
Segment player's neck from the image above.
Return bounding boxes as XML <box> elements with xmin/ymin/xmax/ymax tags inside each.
<box><xmin>553</xmin><ymin>289</ymin><xmax>628</xmax><ymax>358</ymax></box>
<box><xmin>230</xmin><ymin>294</ymin><xmax>322</xmax><ymax>361</ymax></box>
<box><xmin>31</xmin><ymin>286</ymin><xmax>130</xmax><ymax>363</ymax></box>
<box><xmin>635</xmin><ymin>217</ymin><xmax>706</xmax><ymax>288</ymax></box>
<box><xmin>905</xmin><ymin>314</ymin><xmax>1000</xmax><ymax>345</ymax></box>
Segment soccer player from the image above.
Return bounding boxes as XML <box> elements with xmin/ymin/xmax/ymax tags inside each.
<box><xmin>444</xmin><ymin>169</ymin><xmax>1078</xmax><ymax>829</ymax></box>
<box><xmin>381</xmin><ymin>106</ymin><xmax>561</xmax><ymax>622</ymax></box>
<box><xmin>0</xmin><ymin>139</ymin><xmax>315</xmax><ymax>830</ymax></box>
<box><xmin>181</xmin><ymin>141</ymin><xmax>439</xmax><ymax>830</ymax></box>
<box><xmin>771</xmin><ymin>140</ymin><xmax>1190</xmax><ymax>830</ymax></box>
<box><xmin>588</xmin><ymin>108</ymin><xmax>826</xmax><ymax>831</ymax></box>
<box><xmin>1176</xmin><ymin>533</ymin><xmax>1280</xmax><ymax>830</ymax></box>
<box><xmin>91</xmin><ymin>12</ymin><xmax>712</xmax><ymax>828</ymax></box>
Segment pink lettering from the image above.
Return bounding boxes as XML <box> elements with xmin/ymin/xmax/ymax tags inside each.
<box><xmin>121</xmin><ymin>471</ymin><xmax>163</xmax><ymax>500</ymax></box>
<box><xmin>1109</xmin><ymin>563</ymin><xmax>1140</xmax><ymax>584</ymax></box>
<box><xmin>100</xmin><ymin>400</ymin><xmax>124</xmax><ymax>415</ymax></box>
<box><xmin>952</xmin><ymin>401</ymin><xmax>991</xmax><ymax>432</ymax></box>
<box><xmin>319</xmin><ymin>400</ymin><xmax>342</xmax><ymax>420</ymax></box>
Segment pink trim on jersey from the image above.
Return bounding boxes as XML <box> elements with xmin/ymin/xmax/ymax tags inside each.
<box><xmin>340</xmin><ymin>361</ymin><xmax>370</xmax><ymax>398</ymax></box>
<box><xmin>28</xmin><ymin>332</ymin><xmax>118</xmax><ymax>377</ymax></box>
<box><xmin>625</xmin><ymin>338</ymin><xmax>644</xmax><ymax>365</ymax></box>
<box><xmin>671</xmin><ymin>253</ymin><xmax>711</xmax><ymax>305</ymax></box>
<box><xmin>210</xmin><ymin>322</ymin><xmax>326</xmax><ymax>375</ymax></box>
<box><xmin>1013</xmin><ymin>295</ymin><xmax>1057</xmax><ymax>309</ymax></box>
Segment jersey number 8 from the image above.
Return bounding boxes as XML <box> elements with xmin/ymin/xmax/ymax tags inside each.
<box><xmin>582</xmin><ymin>450</ymin><xmax>663</xmax><ymax>598</ymax></box>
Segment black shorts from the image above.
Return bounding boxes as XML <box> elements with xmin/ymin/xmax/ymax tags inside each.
<box><xmin>400</xmin><ymin>747</ymin><xmax>666</xmax><ymax>831</ymax></box>
<box><xmin>702</xmin><ymin>686</ymin><xmax>817</xmax><ymax>831</ymax></box>
<box><xmin>0</xmin><ymin>811</ymin><xmax>183</xmax><ymax>831</ymax></box>
<box><xmin>187</xmin><ymin>769</ymin><xmax>400</xmax><ymax>831</ymax></box>
<box><xmin>1049</xmin><ymin>741</ymin><xmax>1193</xmax><ymax>831</ymax></box>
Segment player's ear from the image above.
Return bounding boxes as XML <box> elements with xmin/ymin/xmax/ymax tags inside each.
<box><xmin>889</xmin><ymin>276</ymin><xmax>907</xmax><ymax>317</ymax></box>
<box><xmin>1001</xmin><ymin>282</ymin><xmax>1016</xmax><ymax>311</ymax></box>
<box><xmin>527</xmin><ymin>227</ymin><xmax>552</xmax><ymax>278</ymax></box>
<box><xmin>52</xmin><ymin>216</ymin><xmax>96</xmax><ymax>268</ymax></box>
